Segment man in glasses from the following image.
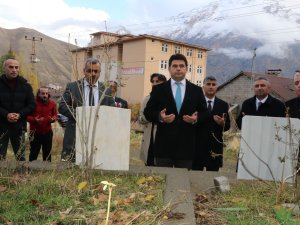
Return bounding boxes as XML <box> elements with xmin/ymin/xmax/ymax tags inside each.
<box><xmin>109</xmin><ymin>81</ymin><xmax>128</xmax><ymax>109</ymax></box>
<box><xmin>58</xmin><ymin>58</ymin><xmax>115</xmax><ymax>162</ymax></box>
<box><xmin>237</xmin><ymin>76</ymin><xmax>285</xmax><ymax>129</ymax></box>
<box><xmin>0</xmin><ymin>58</ymin><xmax>36</xmax><ymax>161</ymax></box>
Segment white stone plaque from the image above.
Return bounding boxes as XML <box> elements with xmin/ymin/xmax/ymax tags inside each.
<box><xmin>75</xmin><ymin>106</ymin><xmax>131</xmax><ymax>170</ymax></box>
<box><xmin>237</xmin><ymin>116</ymin><xmax>300</xmax><ymax>183</ymax></box>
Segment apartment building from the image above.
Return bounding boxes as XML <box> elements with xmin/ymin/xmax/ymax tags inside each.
<box><xmin>71</xmin><ymin>31</ymin><xmax>210</xmax><ymax>104</ymax></box>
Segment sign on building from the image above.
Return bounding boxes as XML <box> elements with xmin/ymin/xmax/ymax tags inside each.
<box><xmin>122</xmin><ymin>67</ymin><xmax>144</xmax><ymax>75</ymax></box>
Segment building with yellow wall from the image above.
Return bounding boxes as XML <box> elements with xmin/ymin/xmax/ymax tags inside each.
<box><xmin>71</xmin><ymin>31</ymin><xmax>210</xmax><ymax>104</ymax></box>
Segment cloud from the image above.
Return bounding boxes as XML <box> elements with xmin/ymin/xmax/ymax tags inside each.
<box><xmin>0</xmin><ymin>0</ymin><xmax>299</xmax><ymax>54</ymax></box>
<box><xmin>0</xmin><ymin>0</ymin><xmax>109</xmax><ymax>46</ymax></box>
<box><xmin>216</xmin><ymin>47</ymin><xmax>254</xmax><ymax>59</ymax></box>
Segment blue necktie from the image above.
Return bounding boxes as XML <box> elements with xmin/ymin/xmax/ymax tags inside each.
<box><xmin>175</xmin><ymin>82</ymin><xmax>182</xmax><ymax>112</ymax></box>
<box><xmin>257</xmin><ymin>101</ymin><xmax>262</xmax><ymax>111</ymax></box>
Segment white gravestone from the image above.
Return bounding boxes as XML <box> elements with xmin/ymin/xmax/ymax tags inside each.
<box><xmin>237</xmin><ymin>116</ymin><xmax>300</xmax><ymax>183</ymax></box>
<box><xmin>75</xmin><ymin>106</ymin><xmax>131</xmax><ymax>170</ymax></box>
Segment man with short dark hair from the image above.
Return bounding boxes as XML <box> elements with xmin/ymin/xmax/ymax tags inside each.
<box><xmin>0</xmin><ymin>58</ymin><xmax>36</xmax><ymax>161</ymax></box>
<box><xmin>144</xmin><ymin>54</ymin><xmax>207</xmax><ymax>169</ymax></box>
<box><xmin>193</xmin><ymin>76</ymin><xmax>230</xmax><ymax>171</ymax></box>
<box><xmin>237</xmin><ymin>76</ymin><xmax>285</xmax><ymax>129</ymax></box>
<box><xmin>59</xmin><ymin>58</ymin><xmax>115</xmax><ymax>162</ymax></box>
<box><xmin>27</xmin><ymin>87</ymin><xmax>57</xmax><ymax>162</ymax></box>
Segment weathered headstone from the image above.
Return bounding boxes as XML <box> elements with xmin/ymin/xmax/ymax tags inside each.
<box><xmin>75</xmin><ymin>106</ymin><xmax>131</xmax><ymax>170</ymax></box>
<box><xmin>237</xmin><ymin>116</ymin><xmax>300</xmax><ymax>183</ymax></box>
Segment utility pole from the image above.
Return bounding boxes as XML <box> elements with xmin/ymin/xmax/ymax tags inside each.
<box><xmin>250</xmin><ymin>47</ymin><xmax>257</xmax><ymax>90</ymax></box>
<box><xmin>25</xmin><ymin>35</ymin><xmax>43</xmax><ymax>89</ymax></box>
<box><xmin>25</xmin><ymin>36</ymin><xmax>42</xmax><ymax>63</ymax></box>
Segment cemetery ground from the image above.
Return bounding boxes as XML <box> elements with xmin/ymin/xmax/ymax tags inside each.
<box><xmin>1</xmin><ymin>124</ymin><xmax>300</xmax><ymax>224</ymax></box>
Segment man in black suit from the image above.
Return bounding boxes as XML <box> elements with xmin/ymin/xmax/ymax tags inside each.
<box><xmin>144</xmin><ymin>54</ymin><xmax>207</xmax><ymax>169</ymax></box>
<box><xmin>286</xmin><ymin>71</ymin><xmax>300</xmax><ymax>119</ymax></box>
<box><xmin>110</xmin><ymin>81</ymin><xmax>128</xmax><ymax>109</ymax></box>
<box><xmin>237</xmin><ymin>76</ymin><xmax>286</xmax><ymax>129</ymax></box>
<box><xmin>193</xmin><ymin>76</ymin><xmax>230</xmax><ymax>171</ymax></box>
<box><xmin>286</xmin><ymin>72</ymin><xmax>300</xmax><ymax>163</ymax></box>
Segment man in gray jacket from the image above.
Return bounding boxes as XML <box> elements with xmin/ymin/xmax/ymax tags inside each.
<box><xmin>58</xmin><ymin>58</ymin><xmax>114</xmax><ymax>162</ymax></box>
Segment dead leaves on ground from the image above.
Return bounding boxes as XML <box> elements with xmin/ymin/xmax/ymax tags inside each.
<box><xmin>0</xmin><ymin>185</ymin><xmax>7</xmax><ymax>192</ymax></box>
<box><xmin>194</xmin><ymin>193</ymin><xmax>229</xmax><ymax>225</ymax></box>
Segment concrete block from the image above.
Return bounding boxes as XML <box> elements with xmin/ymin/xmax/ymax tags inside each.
<box><xmin>214</xmin><ymin>176</ymin><xmax>230</xmax><ymax>192</ymax></box>
<box><xmin>238</xmin><ymin>116</ymin><xmax>300</xmax><ymax>183</ymax></box>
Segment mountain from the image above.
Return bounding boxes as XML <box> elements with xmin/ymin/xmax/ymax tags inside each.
<box><xmin>149</xmin><ymin>0</ymin><xmax>300</xmax><ymax>83</ymax></box>
<box><xmin>0</xmin><ymin>27</ymin><xmax>75</xmax><ymax>87</ymax></box>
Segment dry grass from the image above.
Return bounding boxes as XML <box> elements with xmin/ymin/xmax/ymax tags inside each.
<box><xmin>5</xmin><ymin>123</ymin><xmax>145</xmax><ymax>166</ymax></box>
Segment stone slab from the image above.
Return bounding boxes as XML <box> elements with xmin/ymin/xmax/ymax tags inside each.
<box><xmin>237</xmin><ymin>116</ymin><xmax>300</xmax><ymax>183</ymax></box>
<box><xmin>76</xmin><ymin>106</ymin><xmax>131</xmax><ymax>170</ymax></box>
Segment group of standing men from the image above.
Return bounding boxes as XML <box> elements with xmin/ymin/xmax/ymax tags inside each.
<box><xmin>1</xmin><ymin>55</ymin><xmax>300</xmax><ymax>168</ymax></box>
<box><xmin>140</xmin><ymin>54</ymin><xmax>230</xmax><ymax>171</ymax></box>
<box><xmin>0</xmin><ymin>58</ymin><xmax>58</xmax><ymax>162</ymax></box>
<box><xmin>140</xmin><ymin>53</ymin><xmax>300</xmax><ymax>171</ymax></box>
<box><xmin>0</xmin><ymin>57</ymin><xmax>127</xmax><ymax>162</ymax></box>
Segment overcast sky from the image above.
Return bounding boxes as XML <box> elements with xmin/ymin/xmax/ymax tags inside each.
<box><xmin>0</xmin><ymin>0</ymin><xmax>299</xmax><ymax>52</ymax></box>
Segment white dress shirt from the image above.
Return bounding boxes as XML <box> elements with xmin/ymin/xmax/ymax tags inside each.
<box><xmin>205</xmin><ymin>96</ymin><xmax>215</xmax><ymax>109</ymax></box>
<box><xmin>84</xmin><ymin>79</ymin><xmax>100</xmax><ymax>106</ymax></box>
<box><xmin>256</xmin><ymin>95</ymin><xmax>268</xmax><ymax>110</ymax></box>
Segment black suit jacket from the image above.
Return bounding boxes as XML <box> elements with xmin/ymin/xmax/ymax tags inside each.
<box><xmin>115</xmin><ymin>96</ymin><xmax>128</xmax><ymax>109</ymax></box>
<box><xmin>286</xmin><ymin>97</ymin><xmax>300</xmax><ymax>119</ymax></box>
<box><xmin>144</xmin><ymin>79</ymin><xmax>207</xmax><ymax>160</ymax></box>
<box><xmin>237</xmin><ymin>95</ymin><xmax>286</xmax><ymax>129</ymax></box>
<box><xmin>193</xmin><ymin>97</ymin><xmax>230</xmax><ymax>169</ymax></box>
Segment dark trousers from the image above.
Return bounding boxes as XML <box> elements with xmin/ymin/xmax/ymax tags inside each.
<box><xmin>146</xmin><ymin>126</ymin><xmax>155</xmax><ymax>166</ymax></box>
<box><xmin>155</xmin><ymin>157</ymin><xmax>193</xmax><ymax>170</ymax></box>
<box><xmin>29</xmin><ymin>131</ymin><xmax>53</xmax><ymax>162</ymax></box>
<box><xmin>61</xmin><ymin>121</ymin><xmax>76</xmax><ymax>161</ymax></box>
<box><xmin>0</xmin><ymin>128</ymin><xmax>25</xmax><ymax>161</ymax></box>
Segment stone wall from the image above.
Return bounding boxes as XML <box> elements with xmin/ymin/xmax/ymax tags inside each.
<box><xmin>217</xmin><ymin>75</ymin><xmax>253</xmax><ymax>111</ymax></box>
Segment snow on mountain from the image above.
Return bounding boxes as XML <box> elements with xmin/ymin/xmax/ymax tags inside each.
<box><xmin>133</xmin><ymin>0</ymin><xmax>300</xmax><ymax>82</ymax></box>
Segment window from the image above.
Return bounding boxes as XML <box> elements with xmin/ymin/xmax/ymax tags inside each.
<box><xmin>196</xmin><ymin>80</ymin><xmax>202</xmax><ymax>86</ymax></box>
<box><xmin>197</xmin><ymin>50</ymin><xmax>203</xmax><ymax>59</ymax></box>
<box><xmin>175</xmin><ymin>46</ymin><xmax>181</xmax><ymax>54</ymax></box>
<box><xmin>197</xmin><ymin>66</ymin><xmax>202</xmax><ymax>74</ymax></box>
<box><xmin>187</xmin><ymin>48</ymin><xmax>193</xmax><ymax>57</ymax></box>
<box><xmin>161</xmin><ymin>43</ymin><xmax>168</xmax><ymax>52</ymax></box>
<box><xmin>160</xmin><ymin>60</ymin><xmax>168</xmax><ymax>69</ymax></box>
<box><xmin>188</xmin><ymin>64</ymin><xmax>192</xmax><ymax>73</ymax></box>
